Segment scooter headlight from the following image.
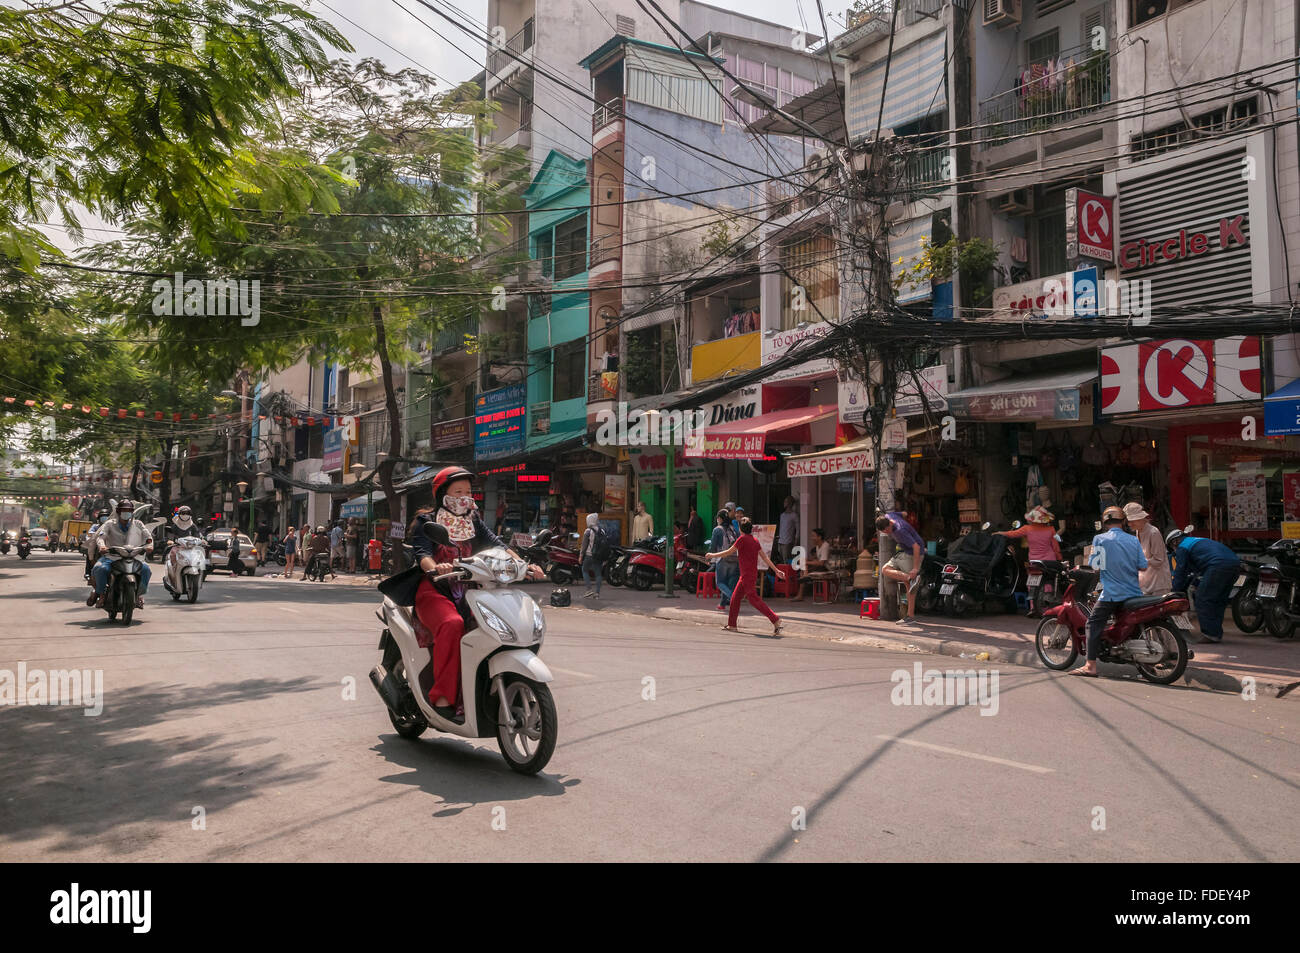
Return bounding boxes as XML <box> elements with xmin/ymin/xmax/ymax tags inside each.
<box><xmin>533</xmin><ymin>604</ymin><xmax>546</xmax><ymax>638</ymax></box>
<box><xmin>480</xmin><ymin>605</ymin><xmax>517</xmax><ymax>642</ymax></box>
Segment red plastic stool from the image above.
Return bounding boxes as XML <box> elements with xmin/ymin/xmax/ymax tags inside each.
<box><xmin>696</xmin><ymin>572</ymin><xmax>719</xmax><ymax>599</ymax></box>
<box><xmin>860</xmin><ymin>597</ymin><xmax>880</xmax><ymax>619</ymax></box>
<box><xmin>813</xmin><ymin>578</ymin><xmax>839</xmax><ymax>604</ymax></box>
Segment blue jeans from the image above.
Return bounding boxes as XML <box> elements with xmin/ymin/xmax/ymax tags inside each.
<box><xmin>1195</xmin><ymin>562</ymin><xmax>1237</xmax><ymax>640</ymax></box>
<box><xmin>581</xmin><ymin>556</ymin><xmax>602</xmax><ymax>594</ymax></box>
<box><xmin>93</xmin><ymin>555</ymin><xmax>150</xmax><ymax>596</ymax></box>
<box><xmin>716</xmin><ymin>562</ymin><xmax>738</xmax><ymax>606</ymax></box>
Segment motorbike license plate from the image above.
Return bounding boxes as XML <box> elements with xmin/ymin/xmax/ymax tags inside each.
<box><xmin>1027</xmin><ymin>574</ymin><xmax>1042</xmax><ymax>588</ymax></box>
<box><xmin>1257</xmin><ymin>581</ymin><xmax>1279</xmax><ymax>599</ymax></box>
<box><xmin>939</xmin><ymin>583</ymin><xmax>955</xmax><ymax>595</ymax></box>
<box><xmin>1235</xmin><ymin>574</ymin><xmax>1246</xmax><ymax>587</ymax></box>
<box><xmin>1174</xmin><ymin>613</ymin><xmax>1194</xmax><ymax>631</ymax></box>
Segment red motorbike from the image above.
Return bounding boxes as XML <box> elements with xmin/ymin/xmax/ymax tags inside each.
<box><xmin>627</xmin><ymin>533</ymin><xmax>703</xmax><ymax>592</ymax></box>
<box><xmin>1034</xmin><ymin>567</ymin><xmax>1195</xmax><ymax>684</ymax></box>
<box><xmin>543</xmin><ymin>531</ymin><xmax>581</xmax><ymax>586</ymax></box>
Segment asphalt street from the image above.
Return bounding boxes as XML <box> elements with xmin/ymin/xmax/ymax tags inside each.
<box><xmin>1</xmin><ymin>550</ymin><xmax>1296</xmax><ymax>862</ymax></box>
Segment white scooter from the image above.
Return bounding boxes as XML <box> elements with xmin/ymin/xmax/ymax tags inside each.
<box><xmin>163</xmin><ymin>535</ymin><xmax>206</xmax><ymax>603</ymax></box>
<box><xmin>369</xmin><ymin>527</ymin><xmax>557</xmax><ymax>775</ymax></box>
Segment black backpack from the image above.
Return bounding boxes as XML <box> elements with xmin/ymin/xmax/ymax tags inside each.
<box><xmin>590</xmin><ymin>527</ymin><xmax>611</xmax><ymax>562</ymax></box>
<box><xmin>550</xmin><ymin>588</ymin><xmax>571</xmax><ymax>607</ymax></box>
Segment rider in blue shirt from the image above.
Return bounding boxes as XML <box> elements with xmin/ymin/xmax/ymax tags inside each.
<box><xmin>1168</xmin><ymin>529</ymin><xmax>1239</xmax><ymax>643</ymax></box>
<box><xmin>1073</xmin><ymin>506</ymin><xmax>1147</xmax><ymax>677</ymax></box>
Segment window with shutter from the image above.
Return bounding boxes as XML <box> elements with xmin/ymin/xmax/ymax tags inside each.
<box><xmin>615</xmin><ymin>14</ymin><xmax>635</xmax><ymax>36</ymax></box>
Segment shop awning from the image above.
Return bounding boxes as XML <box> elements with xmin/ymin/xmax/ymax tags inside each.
<box><xmin>944</xmin><ymin>368</ymin><xmax>1096</xmax><ymax>421</ymax></box>
<box><xmin>686</xmin><ymin>404</ymin><xmax>837</xmax><ymax>459</ymax></box>
<box><xmin>396</xmin><ymin>466</ymin><xmax>433</xmax><ymax>489</ymax></box>
<box><xmin>340</xmin><ymin>491</ymin><xmax>384</xmax><ymax>518</ymax></box>
<box><xmin>785</xmin><ymin>435</ymin><xmax>875</xmax><ymax>477</ymax></box>
<box><xmin>1265</xmin><ymin>378</ymin><xmax>1300</xmax><ymax>435</ymax></box>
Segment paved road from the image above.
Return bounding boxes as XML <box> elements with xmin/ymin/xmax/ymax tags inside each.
<box><xmin>0</xmin><ymin>550</ymin><xmax>1296</xmax><ymax>862</ymax></box>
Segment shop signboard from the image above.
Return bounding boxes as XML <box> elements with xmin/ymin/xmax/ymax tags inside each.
<box><xmin>474</xmin><ymin>384</ymin><xmax>526</xmax><ymax>462</ymax></box>
<box><xmin>627</xmin><ymin>446</ymin><xmax>708</xmax><ymax>486</ymax></box>
<box><xmin>1100</xmin><ymin>337</ymin><xmax>1261</xmax><ymax>415</ymax></box>
<box><xmin>322</xmin><ymin>427</ymin><xmax>344</xmax><ymax>471</ymax></box>
<box><xmin>991</xmin><ymin>267</ymin><xmax>1100</xmax><ymax>321</ymax></box>
<box><xmin>754</xmin><ymin>523</ymin><xmax>777</xmax><ymax>555</ymax></box>
<box><xmin>761</xmin><ymin>323</ymin><xmax>835</xmax><ymax>383</ymax></box>
<box><xmin>1227</xmin><ymin>466</ymin><xmax>1267</xmax><ymax>531</ymax></box>
<box><xmin>945</xmin><ymin>387</ymin><xmax>1085</xmax><ymax>421</ymax></box>
<box><xmin>432</xmin><ymin>416</ymin><xmax>473</xmax><ymax>450</ymax></box>
<box><xmin>838</xmin><ymin>369</ymin><xmax>868</xmax><ymax>425</ymax></box>
<box><xmin>786</xmin><ymin>445</ymin><xmax>874</xmax><ymax>478</ymax></box>
<box><xmin>1065</xmin><ymin>188</ymin><xmax>1115</xmax><ymax>263</ymax></box>
<box><xmin>1282</xmin><ymin>520</ymin><xmax>1300</xmax><ymax>539</ymax></box>
<box><xmin>894</xmin><ymin>364</ymin><xmax>948</xmax><ymax>416</ymax></box>
<box><xmin>604</xmin><ymin>474</ymin><xmax>627</xmax><ymax>511</ymax></box>
<box><xmin>1284</xmin><ymin>472</ymin><xmax>1300</xmax><ymax>521</ymax></box>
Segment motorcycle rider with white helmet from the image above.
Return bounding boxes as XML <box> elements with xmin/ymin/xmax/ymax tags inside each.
<box><xmin>88</xmin><ymin>500</ymin><xmax>153</xmax><ymax>609</ymax></box>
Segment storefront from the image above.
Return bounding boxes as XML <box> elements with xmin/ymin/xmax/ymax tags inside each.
<box><xmin>785</xmin><ymin>436</ymin><xmax>874</xmax><ymax>551</ymax></box>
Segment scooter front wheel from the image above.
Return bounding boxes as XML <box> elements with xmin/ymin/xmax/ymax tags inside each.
<box><xmin>1035</xmin><ymin>617</ymin><xmax>1078</xmax><ymax>670</ymax></box>
<box><xmin>496</xmin><ymin>675</ymin><xmax>557</xmax><ymax>775</ymax></box>
<box><xmin>186</xmin><ymin>574</ymin><xmax>199</xmax><ymax>604</ymax></box>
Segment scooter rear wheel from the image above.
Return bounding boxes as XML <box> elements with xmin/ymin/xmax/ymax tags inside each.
<box><xmin>387</xmin><ymin>705</ymin><xmax>428</xmax><ymax>739</ymax></box>
<box><xmin>1231</xmin><ymin>586</ymin><xmax>1264</xmax><ymax>634</ymax></box>
<box><xmin>1264</xmin><ymin>602</ymin><xmax>1295</xmax><ymax>639</ymax></box>
<box><xmin>1035</xmin><ymin>617</ymin><xmax>1078</xmax><ymax>670</ymax></box>
<box><xmin>1136</xmin><ymin>621</ymin><xmax>1189</xmax><ymax>684</ymax></box>
<box><xmin>496</xmin><ymin>675</ymin><xmax>557</xmax><ymax>775</ymax></box>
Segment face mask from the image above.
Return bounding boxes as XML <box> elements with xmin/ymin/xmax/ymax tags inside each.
<box><xmin>444</xmin><ymin>495</ymin><xmax>474</xmax><ymax>516</ymax></box>
<box><xmin>118</xmin><ymin>515</ymin><xmax>131</xmax><ymax>527</ymax></box>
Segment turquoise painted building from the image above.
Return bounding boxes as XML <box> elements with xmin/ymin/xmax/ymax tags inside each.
<box><xmin>523</xmin><ymin>150</ymin><xmax>590</xmax><ymax>453</ymax></box>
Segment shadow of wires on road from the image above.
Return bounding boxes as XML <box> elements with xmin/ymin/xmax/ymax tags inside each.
<box><xmin>370</xmin><ymin>735</ymin><xmax>577</xmax><ymax>816</ymax></box>
<box><xmin>0</xmin><ymin>676</ymin><xmax>325</xmax><ymax>854</ymax></box>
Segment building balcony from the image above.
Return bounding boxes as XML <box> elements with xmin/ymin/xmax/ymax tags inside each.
<box><xmin>978</xmin><ymin>44</ymin><xmax>1111</xmax><ymax>151</ymax></box>
<box><xmin>690</xmin><ymin>331</ymin><xmax>760</xmax><ymax>385</ymax></box>
<box><xmin>486</xmin><ymin>17</ymin><xmax>534</xmax><ymax>92</ymax></box>
<box><xmin>593</xmin><ymin>96</ymin><xmax>625</xmax><ymax>151</ymax></box>
<box><xmin>434</xmin><ymin>315</ymin><xmax>478</xmax><ymax>355</ymax></box>
<box><xmin>891</xmin><ymin>136</ymin><xmax>947</xmax><ymax>198</ymax></box>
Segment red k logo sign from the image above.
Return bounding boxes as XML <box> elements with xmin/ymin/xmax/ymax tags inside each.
<box><xmin>1143</xmin><ymin>340</ymin><xmax>1212</xmax><ymax>409</ymax></box>
<box><xmin>1100</xmin><ymin>336</ymin><xmax>1261</xmax><ymax>414</ymax></box>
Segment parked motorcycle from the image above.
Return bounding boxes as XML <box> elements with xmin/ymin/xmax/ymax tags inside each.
<box><xmin>912</xmin><ymin>546</ymin><xmax>949</xmax><ymax>615</ymax></box>
<box><xmin>605</xmin><ymin>536</ymin><xmax>657</xmax><ymax>588</ymax></box>
<box><xmin>370</xmin><ymin>526</ymin><xmax>557</xmax><ymax>775</ymax></box>
<box><xmin>937</xmin><ymin>525</ymin><xmax>1020</xmax><ymax>616</ymax></box>
<box><xmin>628</xmin><ymin>533</ymin><xmax>699</xmax><ymax>592</ymax></box>
<box><xmin>162</xmin><ymin>535</ymin><xmax>206</xmax><ymax>604</ymax></box>
<box><xmin>512</xmin><ymin>528</ymin><xmax>555</xmax><ymax>569</ymax></box>
<box><xmin>1035</xmin><ymin>567</ymin><xmax>1194</xmax><ymax>683</ymax></box>
<box><xmin>98</xmin><ymin>544</ymin><xmax>148</xmax><ymax>625</ymax></box>
<box><xmin>1230</xmin><ymin>557</ymin><xmax>1266</xmax><ymax>634</ymax></box>
<box><xmin>543</xmin><ymin>532</ymin><xmax>581</xmax><ymax>586</ymax></box>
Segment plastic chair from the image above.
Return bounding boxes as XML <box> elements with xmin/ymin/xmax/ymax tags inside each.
<box><xmin>771</xmin><ymin>564</ymin><xmax>797</xmax><ymax>598</ymax></box>
<box><xmin>813</xmin><ymin>578</ymin><xmax>839</xmax><ymax>604</ymax></box>
<box><xmin>696</xmin><ymin>572</ymin><xmax>719</xmax><ymax>599</ymax></box>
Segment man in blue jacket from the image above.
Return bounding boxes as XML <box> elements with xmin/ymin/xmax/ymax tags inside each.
<box><xmin>1072</xmin><ymin>506</ymin><xmax>1146</xmax><ymax>677</ymax></box>
<box><xmin>1167</xmin><ymin>528</ymin><xmax>1239</xmax><ymax>643</ymax></box>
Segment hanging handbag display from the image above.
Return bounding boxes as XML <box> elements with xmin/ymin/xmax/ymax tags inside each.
<box><xmin>1058</xmin><ymin>431</ymin><xmax>1078</xmax><ymax>470</ymax></box>
<box><xmin>1130</xmin><ymin>433</ymin><xmax>1155</xmax><ymax>468</ymax></box>
<box><xmin>1037</xmin><ymin>433</ymin><xmax>1058</xmax><ymax>469</ymax></box>
<box><xmin>1081</xmin><ymin>428</ymin><xmax>1110</xmax><ymax>467</ymax></box>
<box><xmin>1115</xmin><ymin>427</ymin><xmax>1135</xmax><ymax>467</ymax></box>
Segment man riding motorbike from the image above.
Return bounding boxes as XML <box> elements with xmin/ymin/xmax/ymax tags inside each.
<box><xmin>1071</xmin><ymin>505</ymin><xmax>1146</xmax><ymax>677</ymax></box>
<box><xmin>88</xmin><ymin>499</ymin><xmax>153</xmax><ymax>609</ymax></box>
<box><xmin>302</xmin><ymin>525</ymin><xmax>332</xmax><ymax>580</ymax></box>
<box><xmin>411</xmin><ymin>466</ymin><xmax>544</xmax><ymax>723</ymax></box>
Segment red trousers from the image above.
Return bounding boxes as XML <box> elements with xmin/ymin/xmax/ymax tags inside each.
<box><xmin>727</xmin><ymin>572</ymin><xmax>780</xmax><ymax>628</ymax></box>
<box><xmin>414</xmin><ymin>578</ymin><xmax>465</xmax><ymax>706</ymax></box>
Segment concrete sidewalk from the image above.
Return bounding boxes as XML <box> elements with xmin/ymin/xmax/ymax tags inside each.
<box><xmin>249</xmin><ymin>567</ymin><xmax>1300</xmax><ymax>698</ymax></box>
<box><xmin>564</xmin><ymin>585</ymin><xmax>1300</xmax><ymax>699</ymax></box>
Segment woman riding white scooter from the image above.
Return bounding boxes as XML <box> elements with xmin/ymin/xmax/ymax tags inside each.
<box><xmin>411</xmin><ymin>466</ymin><xmax>544</xmax><ymax>723</ymax></box>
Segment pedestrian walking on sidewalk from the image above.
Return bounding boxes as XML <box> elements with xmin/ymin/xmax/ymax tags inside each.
<box><xmin>710</xmin><ymin>509</ymin><xmax>738</xmax><ymax>609</ymax></box>
<box><xmin>579</xmin><ymin>513</ymin><xmax>605</xmax><ymax>599</ymax></box>
<box><xmin>708</xmin><ymin>518</ymin><xmax>784</xmax><ymax>636</ymax></box>
<box><xmin>345</xmin><ymin>519</ymin><xmax>359</xmax><ymax>573</ymax></box>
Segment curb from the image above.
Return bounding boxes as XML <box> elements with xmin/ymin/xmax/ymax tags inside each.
<box><xmin>581</xmin><ymin>601</ymin><xmax>1300</xmax><ymax>700</ymax></box>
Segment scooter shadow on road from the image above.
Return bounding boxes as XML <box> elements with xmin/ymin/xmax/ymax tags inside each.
<box><xmin>370</xmin><ymin>735</ymin><xmax>577</xmax><ymax>814</ymax></box>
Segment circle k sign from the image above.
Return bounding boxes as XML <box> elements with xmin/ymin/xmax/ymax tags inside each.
<box><xmin>1101</xmin><ymin>336</ymin><xmax>1261</xmax><ymax>414</ymax></box>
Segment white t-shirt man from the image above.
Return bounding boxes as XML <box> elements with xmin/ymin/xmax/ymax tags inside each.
<box><xmin>97</xmin><ymin>519</ymin><xmax>152</xmax><ymax>552</ymax></box>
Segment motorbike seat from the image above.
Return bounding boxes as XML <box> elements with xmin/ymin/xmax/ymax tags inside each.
<box><xmin>1121</xmin><ymin>594</ymin><xmax>1168</xmax><ymax>610</ymax></box>
<box><xmin>1031</xmin><ymin>560</ymin><xmax>1068</xmax><ymax>571</ymax></box>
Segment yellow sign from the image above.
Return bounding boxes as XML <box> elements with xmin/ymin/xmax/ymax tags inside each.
<box><xmin>690</xmin><ymin>331</ymin><xmax>760</xmax><ymax>383</ymax></box>
<box><xmin>150</xmin><ymin>469</ymin><xmax>163</xmax><ymax>485</ymax></box>
<box><xmin>1282</xmin><ymin>522</ymin><xmax>1300</xmax><ymax>539</ymax></box>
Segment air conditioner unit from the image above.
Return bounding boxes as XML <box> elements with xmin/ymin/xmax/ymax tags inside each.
<box><xmin>993</xmin><ymin>188</ymin><xmax>1033</xmax><ymax>215</ymax></box>
<box><xmin>983</xmin><ymin>0</ymin><xmax>1020</xmax><ymax>27</ymax></box>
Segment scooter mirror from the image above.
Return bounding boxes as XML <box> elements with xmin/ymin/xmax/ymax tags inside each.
<box><xmin>981</xmin><ymin>522</ymin><xmax>991</xmax><ymax>530</ymax></box>
<box><xmin>1094</xmin><ymin>521</ymin><xmax>1102</xmax><ymax>531</ymax></box>
<box><xmin>1011</xmin><ymin>520</ymin><xmax>1022</xmax><ymax>529</ymax></box>
<box><xmin>1183</xmin><ymin>524</ymin><xmax>1194</xmax><ymax>534</ymax></box>
<box><xmin>421</xmin><ymin>521</ymin><xmax>451</xmax><ymax>547</ymax></box>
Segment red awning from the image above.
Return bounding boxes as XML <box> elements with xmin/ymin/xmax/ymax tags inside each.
<box><xmin>686</xmin><ymin>404</ymin><xmax>837</xmax><ymax>459</ymax></box>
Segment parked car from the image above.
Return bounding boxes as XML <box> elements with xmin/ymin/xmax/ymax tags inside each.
<box><xmin>203</xmin><ymin>530</ymin><xmax>258</xmax><ymax>576</ymax></box>
<box><xmin>27</xmin><ymin>528</ymin><xmax>52</xmax><ymax>551</ymax></box>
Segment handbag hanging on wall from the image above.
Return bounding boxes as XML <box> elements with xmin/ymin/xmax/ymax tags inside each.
<box><xmin>1037</xmin><ymin>432</ymin><xmax>1059</xmax><ymax>469</ymax></box>
<box><xmin>1058</xmin><ymin>431</ymin><xmax>1078</xmax><ymax>470</ymax></box>
<box><xmin>1081</xmin><ymin>428</ymin><xmax>1110</xmax><ymax>467</ymax></box>
<box><xmin>1130</xmin><ymin>433</ymin><xmax>1155</xmax><ymax>468</ymax></box>
<box><xmin>1115</xmin><ymin>427</ymin><xmax>1135</xmax><ymax>467</ymax></box>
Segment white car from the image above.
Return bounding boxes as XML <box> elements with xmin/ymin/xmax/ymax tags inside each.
<box><xmin>203</xmin><ymin>531</ymin><xmax>258</xmax><ymax>576</ymax></box>
<box><xmin>27</xmin><ymin>528</ymin><xmax>51</xmax><ymax>551</ymax></box>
